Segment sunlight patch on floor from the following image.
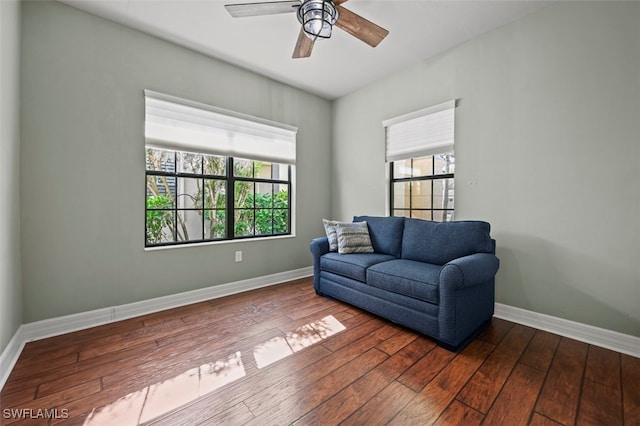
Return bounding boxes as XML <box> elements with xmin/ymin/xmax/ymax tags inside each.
<box><xmin>254</xmin><ymin>315</ymin><xmax>346</xmax><ymax>369</ymax></box>
<box><xmin>83</xmin><ymin>351</ymin><xmax>245</xmax><ymax>425</ymax></box>
<box><xmin>83</xmin><ymin>315</ymin><xmax>346</xmax><ymax>425</ymax></box>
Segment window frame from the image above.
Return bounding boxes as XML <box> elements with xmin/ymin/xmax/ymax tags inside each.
<box><xmin>389</xmin><ymin>153</ymin><xmax>455</xmax><ymax>221</ymax></box>
<box><xmin>145</xmin><ymin>148</ymin><xmax>292</xmax><ymax>248</ymax></box>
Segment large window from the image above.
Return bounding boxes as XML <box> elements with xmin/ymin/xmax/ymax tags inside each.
<box><xmin>384</xmin><ymin>100</ymin><xmax>456</xmax><ymax>221</ymax></box>
<box><xmin>144</xmin><ymin>91</ymin><xmax>296</xmax><ymax>247</ymax></box>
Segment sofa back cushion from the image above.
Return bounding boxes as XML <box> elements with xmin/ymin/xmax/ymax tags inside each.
<box><xmin>353</xmin><ymin>216</ymin><xmax>405</xmax><ymax>258</ymax></box>
<box><xmin>401</xmin><ymin>218</ymin><xmax>494</xmax><ymax>265</ymax></box>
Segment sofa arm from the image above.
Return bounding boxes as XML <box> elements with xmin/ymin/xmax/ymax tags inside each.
<box><xmin>309</xmin><ymin>237</ymin><xmax>330</xmax><ymax>290</ymax></box>
<box><xmin>310</xmin><ymin>237</ymin><xmax>330</xmax><ymax>258</ymax></box>
<box><xmin>440</xmin><ymin>253</ymin><xmax>500</xmax><ymax>289</ymax></box>
<box><xmin>438</xmin><ymin>253</ymin><xmax>499</xmax><ymax>349</ymax></box>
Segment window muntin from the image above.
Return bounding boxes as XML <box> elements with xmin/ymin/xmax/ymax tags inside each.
<box><xmin>145</xmin><ymin>148</ymin><xmax>291</xmax><ymax>247</ymax></box>
<box><xmin>390</xmin><ymin>153</ymin><xmax>455</xmax><ymax>221</ymax></box>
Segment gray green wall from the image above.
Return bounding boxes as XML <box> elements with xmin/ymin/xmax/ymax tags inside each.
<box><xmin>20</xmin><ymin>0</ymin><xmax>331</xmax><ymax>322</ymax></box>
<box><xmin>332</xmin><ymin>2</ymin><xmax>640</xmax><ymax>336</ymax></box>
<box><xmin>0</xmin><ymin>0</ymin><xmax>23</xmax><ymax>353</ymax></box>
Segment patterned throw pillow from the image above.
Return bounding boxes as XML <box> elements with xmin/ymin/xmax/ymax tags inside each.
<box><xmin>335</xmin><ymin>221</ymin><xmax>374</xmax><ymax>254</ymax></box>
<box><xmin>322</xmin><ymin>219</ymin><xmax>341</xmax><ymax>251</ymax></box>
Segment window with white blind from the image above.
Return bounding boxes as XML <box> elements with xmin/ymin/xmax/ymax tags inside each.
<box><xmin>144</xmin><ymin>90</ymin><xmax>297</xmax><ymax>247</ymax></box>
<box><xmin>383</xmin><ymin>100</ymin><xmax>455</xmax><ymax>221</ymax></box>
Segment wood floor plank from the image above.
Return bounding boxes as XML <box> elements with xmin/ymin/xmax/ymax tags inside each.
<box><xmin>534</xmin><ymin>337</ymin><xmax>589</xmax><ymax>426</ymax></box>
<box><xmin>0</xmin><ymin>386</ymin><xmax>37</xmax><ymax>410</ymax></box>
<box><xmin>57</xmin><ymin>304</ymin><xmax>340</xmax><ymax>425</ymax></box>
<box><xmin>622</xmin><ymin>354</ymin><xmax>640</xmax><ymax>425</ymax></box>
<box><xmin>481</xmin><ymin>363</ymin><xmax>545</xmax><ymax>426</ymax></box>
<box><xmin>528</xmin><ymin>412</ymin><xmax>565</xmax><ymax>426</ymax></box>
<box><xmin>319</xmin><ymin>317</ymin><xmax>390</xmax><ymax>353</ymax></box>
<box><xmin>195</xmin><ymin>401</ymin><xmax>255</xmax><ymax>426</ymax></box>
<box><xmin>243</xmin><ymin>324</ymin><xmax>394</xmax><ymax>417</ymax></box>
<box><xmin>153</xmin><ymin>314</ymin><xmax>266</xmax><ymax>350</ymax></box>
<box><xmin>477</xmin><ymin>317</ymin><xmax>514</xmax><ymax>345</ymax></box>
<box><xmin>577</xmin><ymin>378</ymin><xmax>623</xmax><ymax>426</ymax></box>
<box><xmin>433</xmin><ymin>400</ymin><xmax>484</xmax><ymax>426</ymax></box>
<box><xmin>293</xmin><ymin>337</ymin><xmax>433</xmax><ymax>425</ymax></box>
<box><xmin>77</xmin><ymin>318</ymin><xmax>188</xmax><ymax>361</ymax></box>
<box><xmin>519</xmin><ymin>330</ymin><xmax>561</xmax><ymax>372</ymax></box>
<box><xmin>11</xmin><ymin>342</ymin><xmax>81</xmax><ymax>367</ymax></box>
<box><xmin>584</xmin><ymin>344</ymin><xmax>621</xmax><ymax>389</ymax></box>
<box><xmin>4</xmin><ymin>380</ymin><xmax>101</xmax><ymax>424</ymax></box>
<box><xmin>141</xmin><ymin>301</ymin><xmax>214</xmax><ymax>327</ymax></box>
<box><xmin>388</xmin><ymin>339</ymin><xmax>495</xmax><ymax>425</ymax></box>
<box><xmin>64</xmin><ymin>339</ymin><xmax>162</xmax><ymax>390</ymax></box>
<box><xmin>1</xmin><ymin>362</ymin><xmax>83</xmax><ymax>404</ymax></box>
<box><xmin>208</xmin><ymin>295</ymin><xmax>305</xmax><ymax>324</ymax></box>
<box><xmin>278</xmin><ymin>304</ymin><xmax>352</xmax><ymax>338</ymax></box>
<box><xmin>230</xmin><ymin>295</ymin><xmax>322</xmax><ymax>321</ymax></box>
<box><xmin>52</xmin><ymin>382</ymin><xmax>149</xmax><ymax>425</ymax></box>
<box><xmin>146</xmin><ymin>344</ymin><xmax>333</xmax><ymax>426</ymax></box>
<box><xmin>7</xmin><ymin>352</ymin><xmax>79</xmax><ymax>381</ymax></box>
<box><xmin>285</xmin><ymin>297</ymin><xmax>339</xmax><ymax>321</ymax></box>
<box><xmin>245</xmin><ymin>348</ymin><xmax>389</xmax><ymax>425</ymax></box>
<box><xmin>375</xmin><ymin>328</ymin><xmax>419</xmax><ymax>356</ymax></box>
<box><xmin>396</xmin><ymin>345</ymin><xmax>455</xmax><ymax>393</ymax></box>
<box><xmin>457</xmin><ymin>323</ymin><xmax>535</xmax><ymax>413</ymax></box>
<box><xmin>187</xmin><ymin>281</ymin><xmax>312</xmax><ymax>322</ymax></box>
<box><xmin>19</xmin><ymin>317</ymin><xmax>145</xmax><ymax>356</ymax></box>
<box><xmin>100</xmin><ymin>324</ymin><xmax>279</xmax><ymax>391</ymax></box>
<box><xmin>341</xmin><ymin>380</ymin><xmax>417</xmax><ymax>426</ymax></box>
<box><xmin>146</xmin><ymin>299</ymin><xmax>348</xmax><ymax>425</ymax></box>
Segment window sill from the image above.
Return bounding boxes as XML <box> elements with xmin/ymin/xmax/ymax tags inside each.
<box><xmin>144</xmin><ymin>233</ymin><xmax>296</xmax><ymax>252</ymax></box>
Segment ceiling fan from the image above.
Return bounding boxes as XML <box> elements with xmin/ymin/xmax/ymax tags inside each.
<box><xmin>224</xmin><ymin>0</ymin><xmax>389</xmax><ymax>58</ymax></box>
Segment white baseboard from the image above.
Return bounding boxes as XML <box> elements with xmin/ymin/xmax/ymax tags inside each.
<box><xmin>0</xmin><ymin>326</ymin><xmax>27</xmax><ymax>392</ymax></box>
<box><xmin>0</xmin><ymin>266</ymin><xmax>312</xmax><ymax>390</ymax></box>
<box><xmin>494</xmin><ymin>303</ymin><xmax>640</xmax><ymax>358</ymax></box>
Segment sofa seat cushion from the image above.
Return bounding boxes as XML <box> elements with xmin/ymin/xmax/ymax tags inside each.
<box><xmin>320</xmin><ymin>253</ymin><xmax>396</xmax><ymax>283</ymax></box>
<box><xmin>366</xmin><ymin>259</ymin><xmax>441</xmax><ymax>304</ymax></box>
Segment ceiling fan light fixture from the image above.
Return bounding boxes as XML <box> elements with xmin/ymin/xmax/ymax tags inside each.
<box><xmin>297</xmin><ymin>0</ymin><xmax>339</xmax><ymax>41</ymax></box>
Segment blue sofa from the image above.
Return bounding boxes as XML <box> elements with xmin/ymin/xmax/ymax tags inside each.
<box><xmin>310</xmin><ymin>216</ymin><xmax>500</xmax><ymax>351</ymax></box>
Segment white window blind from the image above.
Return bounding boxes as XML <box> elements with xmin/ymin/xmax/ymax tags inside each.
<box><xmin>144</xmin><ymin>90</ymin><xmax>298</xmax><ymax>164</ymax></box>
<box><xmin>383</xmin><ymin>100</ymin><xmax>455</xmax><ymax>162</ymax></box>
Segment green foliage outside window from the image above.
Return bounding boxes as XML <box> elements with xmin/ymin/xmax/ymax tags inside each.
<box><xmin>245</xmin><ymin>190</ymin><xmax>289</xmax><ymax>235</ymax></box>
<box><xmin>145</xmin><ymin>195</ymin><xmax>173</xmax><ymax>244</ymax></box>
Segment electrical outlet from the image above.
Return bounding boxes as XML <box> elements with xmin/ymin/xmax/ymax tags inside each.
<box><xmin>235</xmin><ymin>251</ymin><xmax>243</xmax><ymax>262</ymax></box>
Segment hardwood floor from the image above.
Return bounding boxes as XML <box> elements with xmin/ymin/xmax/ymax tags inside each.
<box><xmin>1</xmin><ymin>278</ymin><xmax>638</xmax><ymax>425</ymax></box>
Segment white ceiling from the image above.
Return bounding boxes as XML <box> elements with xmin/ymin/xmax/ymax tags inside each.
<box><xmin>58</xmin><ymin>0</ymin><xmax>552</xmax><ymax>100</ymax></box>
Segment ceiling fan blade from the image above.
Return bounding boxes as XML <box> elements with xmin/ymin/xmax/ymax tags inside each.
<box><xmin>293</xmin><ymin>28</ymin><xmax>314</xmax><ymax>58</ymax></box>
<box><xmin>334</xmin><ymin>0</ymin><xmax>349</xmax><ymax>4</ymax></box>
<box><xmin>335</xmin><ymin>4</ymin><xmax>389</xmax><ymax>48</ymax></box>
<box><xmin>225</xmin><ymin>1</ymin><xmax>300</xmax><ymax>18</ymax></box>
